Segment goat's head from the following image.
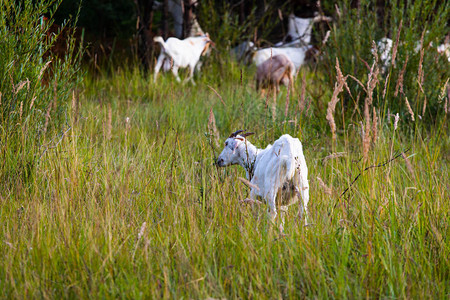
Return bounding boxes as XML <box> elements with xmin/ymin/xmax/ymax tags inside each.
<box><xmin>216</xmin><ymin>130</ymin><xmax>254</xmax><ymax>167</ymax></box>
<box><xmin>202</xmin><ymin>33</ymin><xmax>215</xmax><ymax>56</ymax></box>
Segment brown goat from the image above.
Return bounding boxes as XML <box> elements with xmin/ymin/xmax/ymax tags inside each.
<box><xmin>255</xmin><ymin>54</ymin><xmax>295</xmax><ymax>94</ymax></box>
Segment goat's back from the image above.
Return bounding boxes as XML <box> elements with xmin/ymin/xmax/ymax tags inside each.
<box><xmin>256</xmin><ymin>55</ymin><xmax>294</xmax><ymax>90</ymax></box>
<box><xmin>252</xmin><ymin>135</ymin><xmax>307</xmax><ymax>201</ymax></box>
<box><xmin>160</xmin><ymin>36</ymin><xmax>210</xmax><ymax>67</ymax></box>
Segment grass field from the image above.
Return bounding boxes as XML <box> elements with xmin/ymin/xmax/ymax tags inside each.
<box><xmin>1</xmin><ymin>55</ymin><xmax>449</xmax><ymax>298</ymax></box>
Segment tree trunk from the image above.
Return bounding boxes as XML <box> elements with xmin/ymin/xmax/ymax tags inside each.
<box><xmin>182</xmin><ymin>0</ymin><xmax>193</xmax><ymax>38</ymax></box>
<box><xmin>163</xmin><ymin>0</ymin><xmax>169</xmax><ymax>39</ymax></box>
<box><xmin>134</xmin><ymin>0</ymin><xmax>154</xmax><ymax>72</ymax></box>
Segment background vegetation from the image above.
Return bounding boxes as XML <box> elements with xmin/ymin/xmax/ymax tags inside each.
<box><xmin>1</xmin><ymin>0</ymin><xmax>449</xmax><ymax>298</ymax></box>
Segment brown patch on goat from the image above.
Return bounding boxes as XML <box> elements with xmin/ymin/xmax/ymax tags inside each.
<box><xmin>256</xmin><ymin>55</ymin><xmax>294</xmax><ymax>97</ymax></box>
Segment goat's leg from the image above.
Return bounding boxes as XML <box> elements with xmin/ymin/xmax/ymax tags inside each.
<box><xmin>295</xmin><ymin>185</ymin><xmax>309</xmax><ymax>226</ymax></box>
<box><xmin>266</xmin><ymin>191</ymin><xmax>277</xmax><ymax>223</ymax></box>
<box><xmin>171</xmin><ymin>65</ymin><xmax>181</xmax><ymax>82</ymax></box>
<box><xmin>184</xmin><ymin>66</ymin><xmax>196</xmax><ymax>86</ymax></box>
<box><xmin>154</xmin><ymin>54</ymin><xmax>165</xmax><ymax>83</ymax></box>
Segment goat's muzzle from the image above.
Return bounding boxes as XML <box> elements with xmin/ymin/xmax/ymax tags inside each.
<box><xmin>216</xmin><ymin>158</ymin><xmax>225</xmax><ymax>167</ymax></box>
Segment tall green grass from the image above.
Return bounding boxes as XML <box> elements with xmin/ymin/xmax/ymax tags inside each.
<box><xmin>1</xmin><ymin>56</ymin><xmax>449</xmax><ymax>297</ymax></box>
<box><xmin>1</xmin><ymin>1</ymin><xmax>449</xmax><ymax>298</ymax></box>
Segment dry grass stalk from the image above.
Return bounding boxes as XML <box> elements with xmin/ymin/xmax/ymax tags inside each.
<box><xmin>326</xmin><ymin>58</ymin><xmax>346</xmax><ymax>141</ymax></box>
<box><xmin>317</xmin><ymin>176</ymin><xmax>332</xmax><ymax>195</ymax></box>
<box><xmin>391</xmin><ymin>20</ymin><xmax>403</xmax><ymax>67</ymax></box>
<box><xmin>206</xmin><ymin>85</ymin><xmax>226</xmax><ymax>106</ymax></box>
<box><xmin>351</xmin><ymin>93</ymin><xmax>361</xmax><ymax>119</ymax></box>
<box><xmin>271</xmin><ymin>90</ymin><xmax>277</xmax><ymax>121</ymax></box>
<box><xmin>401</xmin><ymin>152</ymin><xmax>416</xmax><ymax>183</ymax></box>
<box><xmin>394</xmin><ymin>55</ymin><xmax>409</xmax><ymax>97</ymax></box>
<box><xmin>445</xmin><ymin>95</ymin><xmax>448</xmax><ymax>114</ymax></box>
<box><xmin>0</xmin><ymin>91</ymin><xmax>2</xmax><ymax>106</ymax></box>
<box><xmin>107</xmin><ymin>103</ymin><xmax>112</xmax><ymax>140</ymax></box>
<box><xmin>362</xmin><ymin>101</ymin><xmax>371</xmax><ymax>160</ymax></box>
<box><xmin>29</xmin><ymin>97</ymin><xmax>36</xmax><ymax>110</ymax></box>
<box><xmin>393</xmin><ymin>113</ymin><xmax>400</xmax><ymax>130</ymax></box>
<box><xmin>137</xmin><ymin>222</ymin><xmax>147</xmax><ymax>240</ymax></box>
<box><xmin>371</xmin><ymin>107</ymin><xmax>378</xmax><ymax>144</ymax></box>
<box><xmin>14</xmin><ymin>79</ymin><xmax>30</xmax><ymax>94</ymax></box>
<box><xmin>382</xmin><ymin>74</ymin><xmax>390</xmax><ymax>99</ymax></box>
<box><xmin>298</xmin><ymin>73</ymin><xmax>307</xmax><ymax>113</ymax></box>
<box><xmin>322</xmin><ymin>152</ymin><xmax>346</xmax><ymax>165</ymax></box>
<box><xmin>19</xmin><ymin>101</ymin><xmax>23</xmax><ymax>120</ymax></box>
<box><xmin>38</xmin><ymin>60</ymin><xmax>52</xmax><ymax>80</ymax></box>
<box><xmin>284</xmin><ymin>78</ymin><xmax>290</xmax><ymax>118</ymax></box>
<box><xmin>404</xmin><ymin>97</ymin><xmax>415</xmax><ymax>121</ymax></box>
<box><xmin>238</xmin><ymin>177</ymin><xmax>260</xmax><ymax>191</ymax></box>
<box><xmin>207</xmin><ymin>108</ymin><xmax>220</xmax><ymax>147</ymax></box>
<box><xmin>366</xmin><ymin>45</ymin><xmax>380</xmax><ymax>106</ymax></box>
<box><xmin>420</xmin><ymin>83</ymin><xmax>427</xmax><ymax>116</ymax></box>
<box><xmin>43</xmin><ymin>102</ymin><xmax>52</xmax><ymax>133</ymax></box>
<box><xmin>347</xmin><ymin>75</ymin><xmax>367</xmax><ymax>94</ymax></box>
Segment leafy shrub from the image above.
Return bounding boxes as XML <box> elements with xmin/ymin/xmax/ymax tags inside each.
<box><xmin>321</xmin><ymin>0</ymin><xmax>450</xmax><ymax>125</ymax></box>
<box><xmin>0</xmin><ymin>0</ymin><xmax>83</xmax><ymax>189</ymax></box>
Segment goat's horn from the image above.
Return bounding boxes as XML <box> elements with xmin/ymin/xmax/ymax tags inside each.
<box><xmin>242</xmin><ymin>132</ymin><xmax>255</xmax><ymax>137</ymax></box>
<box><xmin>229</xmin><ymin>130</ymin><xmax>245</xmax><ymax>138</ymax></box>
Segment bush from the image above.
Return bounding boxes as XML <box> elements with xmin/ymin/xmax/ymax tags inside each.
<box><xmin>320</xmin><ymin>0</ymin><xmax>450</xmax><ymax>125</ymax></box>
<box><xmin>0</xmin><ymin>0</ymin><xmax>83</xmax><ymax>189</ymax></box>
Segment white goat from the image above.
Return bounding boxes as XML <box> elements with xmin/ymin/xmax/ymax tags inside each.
<box><xmin>216</xmin><ymin>130</ymin><xmax>309</xmax><ymax>229</ymax></box>
<box><xmin>153</xmin><ymin>34</ymin><xmax>213</xmax><ymax>85</ymax></box>
<box><xmin>373</xmin><ymin>37</ymin><xmax>393</xmax><ymax>73</ymax></box>
<box><xmin>255</xmin><ymin>54</ymin><xmax>295</xmax><ymax>94</ymax></box>
<box><xmin>253</xmin><ymin>45</ymin><xmax>311</xmax><ymax>73</ymax></box>
<box><xmin>275</xmin><ymin>13</ymin><xmax>332</xmax><ymax>47</ymax></box>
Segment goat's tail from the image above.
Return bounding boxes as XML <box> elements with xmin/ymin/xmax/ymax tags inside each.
<box><xmin>153</xmin><ymin>36</ymin><xmax>165</xmax><ymax>48</ymax></box>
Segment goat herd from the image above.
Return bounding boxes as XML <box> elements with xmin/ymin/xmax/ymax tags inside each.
<box><xmin>151</xmin><ymin>13</ymin><xmax>450</xmax><ymax>230</ymax></box>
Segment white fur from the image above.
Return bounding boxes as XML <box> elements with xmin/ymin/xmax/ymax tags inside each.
<box><xmin>274</xmin><ymin>13</ymin><xmax>332</xmax><ymax>47</ymax></box>
<box><xmin>217</xmin><ymin>133</ymin><xmax>309</xmax><ymax>228</ymax></box>
<box><xmin>253</xmin><ymin>46</ymin><xmax>311</xmax><ymax>74</ymax></box>
<box><xmin>153</xmin><ymin>35</ymin><xmax>212</xmax><ymax>85</ymax></box>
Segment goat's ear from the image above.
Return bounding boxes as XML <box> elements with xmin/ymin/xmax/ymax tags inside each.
<box><xmin>232</xmin><ymin>137</ymin><xmax>243</xmax><ymax>153</ymax></box>
<box><xmin>242</xmin><ymin>132</ymin><xmax>254</xmax><ymax>138</ymax></box>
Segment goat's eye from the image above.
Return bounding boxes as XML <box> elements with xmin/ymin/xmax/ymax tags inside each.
<box><xmin>225</xmin><ymin>141</ymin><xmax>228</xmax><ymax>147</ymax></box>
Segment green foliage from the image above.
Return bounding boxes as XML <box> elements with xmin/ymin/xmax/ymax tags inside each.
<box><xmin>321</xmin><ymin>0</ymin><xmax>450</xmax><ymax>124</ymax></box>
<box><xmin>1</xmin><ymin>1</ymin><xmax>449</xmax><ymax>298</ymax></box>
<box><xmin>0</xmin><ymin>0</ymin><xmax>83</xmax><ymax>189</ymax></box>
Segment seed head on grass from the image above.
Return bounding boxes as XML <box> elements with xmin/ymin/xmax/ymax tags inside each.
<box><xmin>395</xmin><ymin>55</ymin><xmax>409</xmax><ymax>97</ymax></box>
<box><xmin>405</xmin><ymin>97</ymin><xmax>415</xmax><ymax>121</ymax></box>
<box><xmin>38</xmin><ymin>60</ymin><xmax>52</xmax><ymax>80</ymax></box>
<box><xmin>391</xmin><ymin>20</ymin><xmax>402</xmax><ymax>67</ymax></box>
<box><xmin>208</xmin><ymin>108</ymin><xmax>220</xmax><ymax>147</ymax></box>
<box><xmin>326</xmin><ymin>58</ymin><xmax>346</xmax><ymax>141</ymax></box>
<box><xmin>322</xmin><ymin>152</ymin><xmax>346</xmax><ymax>165</ymax></box>
<box><xmin>393</xmin><ymin>113</ymin><xmax>400</xmax><ymax>130</ymax></box>
<box><xmin>317</xmin><ymin>176</ymin><xmax>332</xmax><ymax>195</ymax></box>
<box><xmin>137</xmin><ymin>222</ymin><xmax>147</xmax><ymax>240</ymax></box>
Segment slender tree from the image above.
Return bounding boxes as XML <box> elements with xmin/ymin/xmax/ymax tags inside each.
<box><xmin>134</xmin><ymin>0</ymin><xmax>154</xmax><ymax>72</ymax></box>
